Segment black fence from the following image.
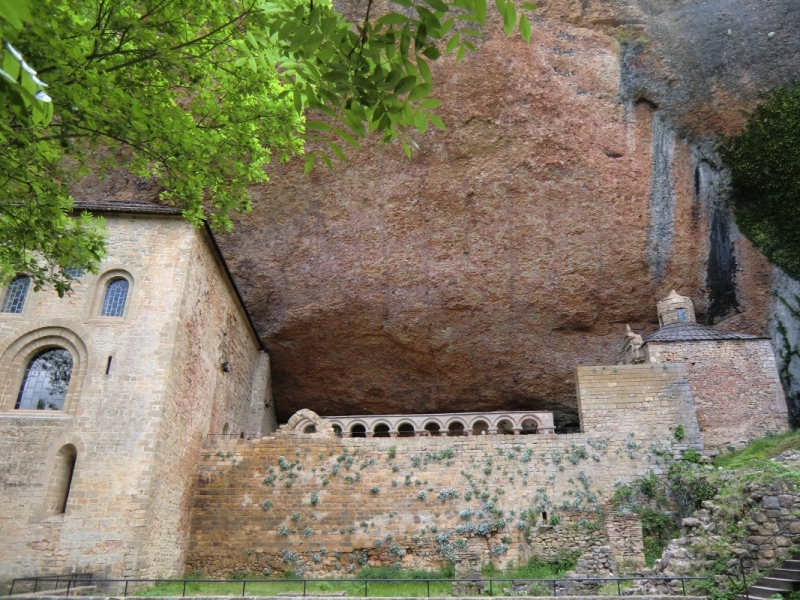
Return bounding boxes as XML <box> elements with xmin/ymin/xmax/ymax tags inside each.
<box><xmin>8</xmin><ymin>576</ymin><xmax>709</xmax><ymax>598</ymax></box>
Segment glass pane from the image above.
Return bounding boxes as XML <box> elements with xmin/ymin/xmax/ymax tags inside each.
<box><xmin>16</xmin><ymin>348</ymin><xmax>74</xmax><ymax>410</ymax></box>
<box><xmin>64</xmin><ymin>266</ymin><xmax>84</xmax><ymax>279</ymax></box>
<box><xmin>1</xmin><ymin>276</ymin><xmax>30</xmax><ymax>314</ymax></box>
<box><xmin>101</xmin><ymin>278</ymin><xmax>129</xmax><ymax>317</ymax></box>
<box><xmin>676</xmin><ymin>308</ymin><xmax>687</xmax><ymax>322</ymax></box>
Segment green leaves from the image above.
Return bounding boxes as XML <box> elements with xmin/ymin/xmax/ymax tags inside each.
<box><xmin>256</xmin><ymin>0</ymin><xmax>536</xmax><ymax>168</ymax></box>
<box><xmin>0</xmin><ymin>0</ymin><xmax>302</xmax><ymax>292</ymax></box>
<box><xmin>721</xmin><ymin>81</ymin><xmax>800</xmax><ymax>279</ymax></box>
<box><xmin>0</xmin><ymin>0</ymin><xmax>538</xmax><ymax>290</ymax></box>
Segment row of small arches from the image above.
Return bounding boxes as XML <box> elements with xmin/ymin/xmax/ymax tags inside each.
<box><xmin>316</xmin><ymin>419</ymin><xmax>540</xmax><ymax>438</ymax></box>
<box><xmin>2</xmin><ymin>273</ymin><xmax>130</xmax><ymax>317</ymax></box>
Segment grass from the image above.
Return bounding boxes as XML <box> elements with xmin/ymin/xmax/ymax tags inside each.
<box><xmin>500</xmin><ymin>555</ymin><xmax>579</xmax><ymax>580</ymax></box>
<box><xmin>715</xmin><ymin>430</ymin><xmax>800</xmax><ymax>470</ymax></box>
<box><xmin>129</xmin><ymin>566</ymin><xmax>456</xmax><ymax>597</ymax></box>
<box><xmin>127</xmin><ymin>560</ymin><xmax>581</xmax><ymax>598</ymax></box>
<box><xmin>130</xmin><ymin>578</ymin><xmax>454</xmax><ymax>597</ymax></box>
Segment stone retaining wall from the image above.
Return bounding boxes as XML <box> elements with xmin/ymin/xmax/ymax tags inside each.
<box><xmin>186</xmin><ymin>365</ymin><xmax>699</xmax><ymax>577</ymax></box>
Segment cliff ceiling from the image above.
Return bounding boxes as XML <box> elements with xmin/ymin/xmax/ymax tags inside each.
<box><xmin>82</xmin><ymin>0</ymin><xmax>800</xmax><ymax>426</ymax></box>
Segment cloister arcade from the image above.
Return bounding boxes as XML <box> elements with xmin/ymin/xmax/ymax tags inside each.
<box><xmin>318</xmin><ymin>411</ymin><xmax>556</xmax><ymax>438</ymax></box>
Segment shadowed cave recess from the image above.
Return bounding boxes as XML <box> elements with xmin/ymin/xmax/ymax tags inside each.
<box><xmin>87</xmin><ymin>0</ymin><xmax>800</xmax><ymax>428</ymax></box>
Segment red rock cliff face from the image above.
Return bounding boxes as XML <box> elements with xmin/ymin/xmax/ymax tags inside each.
<box><xmin>77</xmin><ymin>1</ymin><xmax>800</xmax><ymax>426</ymax></box>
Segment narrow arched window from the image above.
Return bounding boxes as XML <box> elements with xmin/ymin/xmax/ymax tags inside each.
<box><xmin>44</xmin><ymin>444</ymin><xmax>77</xmax><ymax>516</ymax></box>
<box><xmin>16</xmin><ymin>348</ymin><xmax>74</xmax><ymax>410</ymax></box>
<box><xmin>1</xmin><ymin>275</ymin><xmax>30</xmax><ymax>313</ymax></box>
<box><xmin>101</xmin><ymin>278</ymin><xmax>129</xmax><ymax>317</ymax></box>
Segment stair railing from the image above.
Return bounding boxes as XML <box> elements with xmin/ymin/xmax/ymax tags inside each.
<box><xmin>735</xmin><ymin>525</ymin><xmax>792</xmax><ymax>600</ymax></box>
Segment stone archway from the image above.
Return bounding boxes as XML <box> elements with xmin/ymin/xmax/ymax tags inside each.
<box><xmin>279</xmin><ymin>409</ymin><xmax>336</xmax><ymax>437</ymax></box>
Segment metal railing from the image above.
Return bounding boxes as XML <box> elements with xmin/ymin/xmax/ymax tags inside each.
<box><xmin>9</xmin><ymin>574</ymin><xmax>92</xmax><ymax>596</ymax></box>
<box><xmin>733</xmin><ymin>525</ymin><xmax>794</xmax><ymax>600</ymax></box>
<box><xmin>7</xmin><ymin>575</ymin><xmax>708</xmax><ymax>598</ymax></box>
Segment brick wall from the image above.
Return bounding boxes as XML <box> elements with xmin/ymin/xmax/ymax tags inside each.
<box><xmin>185</xmin><ymin>365</ymin><xmax>699</xmax><ymax>577</ymax></box>
<box><xmin>645</xmin><ymin>340</ymin><xmax>788</xmax><ymax>449</ymax></box>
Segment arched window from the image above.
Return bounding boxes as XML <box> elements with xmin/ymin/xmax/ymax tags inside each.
<box><xmin>303</xmin><ymin>424</ymin><xmax>317</xmax><ymax>434</ymax></box>
<box><xmin>332</xmin><ymin>425</ymin><xmax>343</xmax><ymax>438</ymax></box>
<box><xmin>472</xmin><ymin>420</ymin><xmax>489</xmax><ymax>436</ymax></box>
<box><xmin>101</xmin><ymin>278</ymin><xmax>129</xmax><ymax>317</ymax></box>
<box><xmin>16</xmin><ymin>348</ymin><xmax>74</xmax><ymax>410</ymax></box>
<box><xmin>350</xmin><ymin>424</ymin><xmax>367</xmax><ymax>438</ymax></box>
<box><xmin>222</xmin><ymin>423</ymin><xmax>230</xmax><ymax>436</ymax></box>
<box><xmin>521</xmin><ymin>419</ymin><xmax>538</xmax><ymax>435</ymax></box>
<box><xmin>447</xmin><ymin>422</ymin><xmax>466</xmax><ymax>437</ymax></box>
<box><xmin>373</xmin><ymin>424</ymin><xmax>390</xmax><ymax>438</ymax></box>
<box><xmin>424</xmin><ymin>422</ymin><xmax>441</xmax><ymax>437</ymax></box>
<box><xmin>497</xmin><ymin>420</ymin><xmax>514</xmax><ymax>435</ymax></box>
<box><xmin>1</xmin><ymin>275</ymin><xmax>30</xmax><ymax>314</ymax></box>
<box><xmin>397</xmin><ymin>423</ymin><xmax>415</xmax><ymax>437</ymax></box>
<box><xmin>44</xmin><ymin>444</ymin><xmax>77</xmax><ymax>516</ymax></box>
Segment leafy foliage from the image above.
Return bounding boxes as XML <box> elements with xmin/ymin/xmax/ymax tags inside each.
<box><xmin>1</xmin><ymin>0</ymin><xmax>303</xmax><ymax>293</ymax></box>
<box><xmin>0</xmin><ymin>0</ymin><xmax>536</xmax><ymax>293</ymax></box>
<box><xmin>638</xmin><ymin>507</ymin><xmax>678</xmax><ymax>567</ymax></box>
<box><xmin>720</xmin><ymin>81</ymin><xmax>800</xmax><ymax>278</ymax></box>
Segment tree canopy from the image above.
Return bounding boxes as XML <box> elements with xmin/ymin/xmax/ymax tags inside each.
<box><xmin>720</xmin><ymin>82</ymin><xmax>800</xmax><ymax>280</ymax></box>
<box><xmin>0</xmin><ymin>0</ymin><xmax>535</xmax><ymax>295</ymax></box>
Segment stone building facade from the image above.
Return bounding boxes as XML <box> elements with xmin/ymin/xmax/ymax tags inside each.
<box><xmin>0</xmin><ymin>203</ymin><xmax>276</xmax><ymax>591</ymax></box>
<box><xmin>631</xmin><ymin>291</ymin><xmax>789</xmax><ymax>450</ymax></box>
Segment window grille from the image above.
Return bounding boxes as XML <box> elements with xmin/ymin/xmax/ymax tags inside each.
<box><xmin>16</xmin><ymin>348</ymin><xmax>74</xmax><ymax>410</ymax></box>
<box><xmin>1</xmin><ymin>276</ymin><xmax>30</xmax><ymax>313</ymax></box>
<box><xmin>101</xmin><ymin>278</ymin><xmax>129</xmax><ymax>317</ymax></box>
<box><xmin>64</xmin><ymin>266</ymin><xmax>84</xmax><ymax>278</ymax></box>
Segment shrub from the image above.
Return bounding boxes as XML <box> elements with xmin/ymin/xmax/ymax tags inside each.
<box><xmin>388</xmin><ymin>446</ymin><xmax>397</xmax><ymax>459</ymax></box>
<box><xmin>682</xmin><ymin>448</ymin><xmax>702</xmax><ymax>463</ymax></box>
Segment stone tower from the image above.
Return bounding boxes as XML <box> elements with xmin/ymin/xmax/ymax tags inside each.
<box><xmin>656</xmin><ymin>290</ymin><xmax>696</xmax><ymax>326</ymax></box>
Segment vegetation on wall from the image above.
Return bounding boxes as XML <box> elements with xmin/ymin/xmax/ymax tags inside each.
<box><xmin>720</xmin><ymin>81</ymin><xmax>800</xmax><ymax>280</ymax></box>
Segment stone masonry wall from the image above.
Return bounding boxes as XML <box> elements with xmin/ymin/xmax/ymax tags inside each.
<box><xmin>0</xmin><ymin>216</ymin><xmax>192</xmax><ymax>590</ymax></box>
<box><xmin>645</xmin><ymin>340</ymin><xmax>788</xmax><ymax>450</ymax></box>
<box><xmin>136</xmin><ymin>228</ymin><xmax>271</xmax><ymax>579</ymax></box>
<box><xmin>0</xmin><ymin>216</ymin><xmax>272</xmax><ymax>593</ymax></box>
<box><xmin>185</xmin><ymin>364</ymin><xmax>700</xmax><ymax>577</ymax></box>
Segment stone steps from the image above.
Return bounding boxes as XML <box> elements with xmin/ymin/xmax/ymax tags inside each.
<box><xmin>736</xmin><ymin>554</ymin><xmax>800</xmax><ymax>600</ymax></box>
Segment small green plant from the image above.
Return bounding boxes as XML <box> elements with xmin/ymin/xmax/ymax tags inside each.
<box><xmin>674</xmin><ymin>424</ymin><xmax>685</xmax><ymax>441</ymax></box>
<box><xmin>388</xmin><ymin>446</ymin><xmax>396</xmax><ymax>459</ymax></box>
<box><xmin>261</xmin><ymin>500</ymin><xmax>273</xmax><ymax>511</ymax></box>
<box><xmin>548</xmin><ymin>515</ymin><xmax>561</xmax><ymax>526</ymax></box>
<box><xmin>682</xmin><ymin>448</ymin><xmax>702</xmax><ymax>463</ymax></box>
<box><xmin>371</xmin><ymin>487</ymin><xmax>380</xmax><ymax>495</ymax></box>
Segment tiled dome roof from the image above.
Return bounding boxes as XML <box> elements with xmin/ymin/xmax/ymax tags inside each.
<box><xmin>643</xmin><ymin>321</ymin><xmax>759</xmax><ymax>343</ymax></box>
